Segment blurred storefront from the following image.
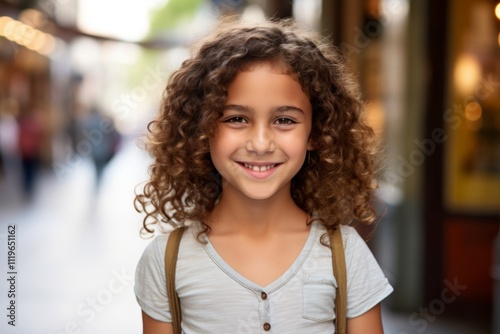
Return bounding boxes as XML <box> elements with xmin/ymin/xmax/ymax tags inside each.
<box><xmin>0</xmin><ymin>0</ymin><xmax>202</xmax><ymax>189</ymax></box>
<box><xmin>0</xmin><ymin>5</ymin><xmax>58</xmax><ymax>199</ymax></box>
<box><xmin>440</xmin><ymin>0</ymin><xmax>499</xmax><ymax>320</ymax></box>
<box><xmin>320</xmin><ymin>0</ymin><xmax>499</xmax><ymax>329</ymax></box>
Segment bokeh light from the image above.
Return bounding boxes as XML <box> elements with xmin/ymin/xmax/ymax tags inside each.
<box><xmin>454</xmin><ymin>54</ymin><xmax>481</xmax><ymax>95</ymax></box>
<box><xmin>464</xmin><ymin>101</ymin><xmax>483</xmax><ymax>121</ymax></box>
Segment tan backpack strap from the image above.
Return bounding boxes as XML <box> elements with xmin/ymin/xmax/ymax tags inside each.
<box><xmin>165</xmin><ymin>226</ymin><xmax>187</xmax><ymax>334</ymax></box>
<box><xmin>331</xmin><ymin>226</ymin><xmax>347</xmax><ymax>334</ymax></box>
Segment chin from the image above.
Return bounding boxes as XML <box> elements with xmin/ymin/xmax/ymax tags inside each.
<box><xmin>239</xmin><ymin>185</ymin><xmax>286</xmax><ymax>201</ymax></box>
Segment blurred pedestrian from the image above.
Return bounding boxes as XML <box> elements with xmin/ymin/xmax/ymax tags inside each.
<box><xmin>79</xmin><ymin>106</ymin><xmax>120</xmax><ymax>190</ymax></box>
<box><xmin>18</xmin><ymin>108</ymin><xmax>43</xmax><ymax>199</ymax></box>
<box><xmin>0</xmin><ymin>98</ymin><xmax>21</xmax><ymax>190</ymax></box>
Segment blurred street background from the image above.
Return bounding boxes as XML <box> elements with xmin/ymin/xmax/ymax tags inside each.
<box><xmin>0</xmin><ymin>0</ymin><xmax>498</xmax><ymax>333</ymax></box>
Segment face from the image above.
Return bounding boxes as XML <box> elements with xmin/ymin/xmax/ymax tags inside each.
<box><xmin>209</xmin><ymin>62</ymin><xmax>313</xmax><ymax>201</ymax></box>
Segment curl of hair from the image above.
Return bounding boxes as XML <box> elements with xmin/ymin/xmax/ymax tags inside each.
<box><xmin>134</xmin><ymin>18</ymin><xmax>379</xmax><ymax>238</ymax></box>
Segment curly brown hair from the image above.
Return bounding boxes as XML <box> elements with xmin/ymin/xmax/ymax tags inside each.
<box><xmin>135</xmin><ymin>18</ymin><xmax>378</xmax><ymax>237</ymax></box>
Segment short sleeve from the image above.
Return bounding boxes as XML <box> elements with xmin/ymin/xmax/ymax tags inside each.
<box><xmin>341</xmin><ymin>225</ymin><xmax>393</xmax><ymax>318</ymax></box>
<box><xmin>134</xmin><ymin>234</ymin><xmax>172</xmax><ymax>322</ymax></box>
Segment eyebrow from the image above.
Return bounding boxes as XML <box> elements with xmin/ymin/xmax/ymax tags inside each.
<box><xmin>223</xmin><ymin>104</ymin><xmax>305</xmax><ymax>114</ymax></box>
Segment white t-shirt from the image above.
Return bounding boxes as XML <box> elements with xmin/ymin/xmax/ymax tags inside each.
<box><xmin>135</xmin><ymin>222</ymin><xmax>393</xmax><ymax>333</ymax></box>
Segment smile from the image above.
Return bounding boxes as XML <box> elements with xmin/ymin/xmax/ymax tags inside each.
<box><xmin>242</xmin><ymin>163</ymin><xmax>276</xmax><ymax>172</ymax></box>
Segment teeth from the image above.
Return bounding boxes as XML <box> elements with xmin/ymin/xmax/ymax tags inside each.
<box><xmin>243</xmin><ymin>163</ymin><xmax>276</xmax><ymax>172</ymax></box>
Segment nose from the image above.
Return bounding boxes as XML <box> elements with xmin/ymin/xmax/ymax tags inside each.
<box><xmin>245</xmin><ymin>123</ymin><xmax>275</xmax><ymax>155</ymax></box>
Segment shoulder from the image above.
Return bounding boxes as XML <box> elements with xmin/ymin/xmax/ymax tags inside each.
<box><xmin>317</xmin><ymin>223</ymin><xmax>363</xmax><ymax>250</ymax></box>
<box><xmin>141</xmin><ymin>233</ymin><xmax>170</xmax><ymax>261</ymax></box>
<box><xmin>137</xmin><ymin>226</ymin><xmax>196</xmax><ymax>271</ymax></box>
<box><xmin>134</xmin><ymin>231</ymin><xmax>174</xmax><ymax>323</ymax></box>
<box><xmin>338</xmin><ymin>224</ymin><xmax>363</xmax><ymax>249</ymax></box>
<box><xmin>335</xmin><ymin>224</ymin><xmax>377</xmax><ymax>264</ymax></box>
<box><xmin>335</xmin><ymin>225</ymin><xmax>394</xmax><ymax>317</ymax></box>
<box><xmin>134</xmin><ymin>225</ymin><xmax>203</xmax><ymax>323</ymax></box>
<box><xmin>135</xmin><ymin>233</ymin><xmax>169</xmax><ymax>282</ymax></box>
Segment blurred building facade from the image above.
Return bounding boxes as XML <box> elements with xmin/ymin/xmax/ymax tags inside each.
<box><xmin>0</xmin><ymin>0</ymin><xmax>499</xmax><ymax>332</ymax></box>
<box><xmin>318</xmin><ymin>0</ymin><xmax>500</xmax><ymax>329</ymax></box>
<box><xmin>319</xmin><ymin>0</ymin><xmax>499</xmax><ymax>328</ymax></box>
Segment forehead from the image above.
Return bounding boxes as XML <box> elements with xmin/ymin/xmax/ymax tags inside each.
<box><xmin>237</xmin><ymin>60</ymin><xmax>296</xmax><ymax>80</ymax></box>
<box><xmin>228</xmin><ymin>61</ymin><xmax>304</xmax><ymax>94</ymax></box>
<box><xmin>225</xmin><ymin>62</ymin><xmax>311</xmax><ymax>112</ymax></box>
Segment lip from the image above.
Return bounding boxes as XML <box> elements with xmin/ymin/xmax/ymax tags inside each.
<box><xmin>236</xmin><ymin>161</ymin><xmax>282</xmax><ymax>179</ymax></box>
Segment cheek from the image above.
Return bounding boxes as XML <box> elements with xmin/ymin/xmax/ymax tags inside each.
<box><xmin>282</xmin><ymin>129</ymin><xmax>312</xmax><ymax>152</ymax></box>
<box><xmin>210</xmin><ymin>128</ymin><xmax>229</xmax><ymax>151</ymax></box>
<box><xmin>293</xmin><ymin>146</ymin><xmax>308</xmax><ymax>163</ymax></box>
<box><xmin>209</xmin><ymin>126</ymin><xmax>223</xmax><ymax>149</ymax></box>
<box><xmin>209</xmin><ymin>129</ymin><xmax>235</xmax><ymax>167</ymax></box>
<box><xmin>209</xmin><ymin>138</ymin><xmax>222</xmax><ymax>164</ymax></box>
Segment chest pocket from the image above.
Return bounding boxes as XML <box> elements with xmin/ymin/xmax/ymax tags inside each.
<box><xmin>302</xmin><ymin>274</ymin><xmax>337</xmax><ymax>322</ymax></box>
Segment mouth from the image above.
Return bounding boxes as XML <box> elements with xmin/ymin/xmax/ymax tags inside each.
<box><xmin>236</xmin><ymin>162</ymin><xmax>282</xmax><ymax>173</ymax></box>
<box><xmin>241</xmin><ymin>163</ymin><xmax>277</xmax><ymax>172</ymax></box>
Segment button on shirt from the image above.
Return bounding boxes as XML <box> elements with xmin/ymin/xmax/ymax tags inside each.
<box><xmin>135</xmin><ymin>222</ymin><xmax>394</xmax><ymax>333</ymax></box>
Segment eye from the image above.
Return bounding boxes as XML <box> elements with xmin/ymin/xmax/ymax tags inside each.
<box><xmin>275</xmin><ymin>117</ymin><xmax>296</xmax><ymax>125</ymax></box>
<box><xmin>224</xmin><ymin>116</ymin><xmax>247</xmax><ymax>124</ymax></box>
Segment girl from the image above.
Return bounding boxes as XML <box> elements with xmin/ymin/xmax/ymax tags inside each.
<box><xmin>135</xmin><ymin>18</ymin><xmax>393</xmax><ymax>333</ymax></box>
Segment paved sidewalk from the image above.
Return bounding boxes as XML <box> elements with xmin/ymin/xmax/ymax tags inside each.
<box><xmin>0</xmin><ymin>138</ymin><xmax>151</xmax><ymax>334</ymax></box>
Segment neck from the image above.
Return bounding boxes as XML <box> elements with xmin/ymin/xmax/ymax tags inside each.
<box><xmin>207</xmin><ymin>186</ymin><xmax>308</xmax><ymax>236</ymax></box>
